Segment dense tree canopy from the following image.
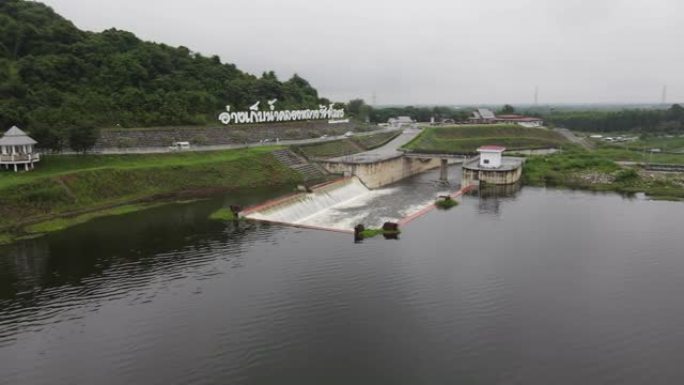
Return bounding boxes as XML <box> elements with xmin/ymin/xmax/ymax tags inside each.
<box><xmin>0</xmin><ymin>0</ymin><xmax>324</xmax><ymax>136</ymax></box>
<box><xmin>499</xmin><ymin>104</ymin><xmax>515</xmax><ymax>114</ymax></box>
<box><xmin>544</xmin><ymin>105</ymin><xmax>684</xmax><ymax>133</ymax></box>
<box><xmin>68</xmin><ymin>125</ymin><xmax>98</xmax><ymax>153</ymax></box>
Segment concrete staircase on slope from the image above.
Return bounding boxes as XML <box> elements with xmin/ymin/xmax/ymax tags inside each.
<box><xmin>272</xmin><ymin>149</ymin><xmax>328</xmax><ymax>181</ymax></box>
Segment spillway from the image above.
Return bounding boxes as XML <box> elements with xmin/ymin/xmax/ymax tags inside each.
<box><xmin>242</xmin><ymin>167</ymin><xmax>466</xmax><ymax>232</ymax></box>
<box><xmin>243</xmin><ymin>178</ymin><xmax>371</xmax><ymax>230</ymax></box>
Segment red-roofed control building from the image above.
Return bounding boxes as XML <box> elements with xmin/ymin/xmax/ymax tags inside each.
<box><xmin>462</xmin><ymin>145</ymin><xmax>524</xmax><ymax>185</ymax></box>
<box><xmin>477</xmin><ymin>145</ymin><xmax>506</xmax><ymax>168</ymax></box>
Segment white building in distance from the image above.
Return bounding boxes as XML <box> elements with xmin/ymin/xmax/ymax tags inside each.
<box><xmin>468</xmin><ymin>108</ymin><xmax>544</xmax><ymax>127</ymax></box>
<box><xmin>388</xmin><ymin>116</ymin><xmax>415</xmax><ymax>128</ymax></box>
<box><xmin>469</xmin><ymin>108</ymin><xmax>497</xmax><ymax>123</ymax></box>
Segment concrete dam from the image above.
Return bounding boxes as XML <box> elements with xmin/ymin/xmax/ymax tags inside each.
<box><xmin>318</xmin><ymin>154</ymin><xmax>444</xmax><ymax>189</ymax></box>
<box><xmin>316</xmin><ymin>128</ymin><xmax>456</xmax><ymax>188</ymax></box>
<box><xmin>243</xmin><ymin>130</ymin><xmax>471</xmax><ymax>232</ymax></box>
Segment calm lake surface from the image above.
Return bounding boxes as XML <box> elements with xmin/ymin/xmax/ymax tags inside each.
<box><xmin>1</xmin><ymin>171</ymin><xmax>683</xmax><ymax>385</ymax></box>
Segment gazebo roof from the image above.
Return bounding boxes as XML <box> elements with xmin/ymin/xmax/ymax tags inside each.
<box><xmin>0</xmin><ymin>126</ymin><xmax>38</xmax><ymax>146</ymax></box>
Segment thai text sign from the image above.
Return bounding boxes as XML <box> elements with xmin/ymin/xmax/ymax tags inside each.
<box><xmin>218</xmin><ymin>99</ymin><xmax>344</xmax><ymax>125</ymax></box>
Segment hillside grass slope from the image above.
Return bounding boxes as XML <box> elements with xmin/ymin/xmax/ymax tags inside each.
<box><xmin>294</xmin><ymin>131</ymin><xmax>401</xmax><ymax>158</ymax></box>
<box><xmin>0</xmin><ymin>147</ymin><xmax>302</xmax><ymax>240</ymax></box>
<box><xmin>403</xmin><ymin>124</ymin><xmax>568</xmax><ymax>154</ymax></box>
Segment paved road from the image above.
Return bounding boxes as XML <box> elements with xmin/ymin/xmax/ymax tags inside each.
<box><xmin>555</xmin><ymin>128</ymin><xmax>594</xmax><ymax>150</ymax></box>
<box><xmin>54</xmin><ymin>127</ymin><xmax>400</xmax><ymax>156</ymax></box>
<box><xmin>327</xmin><ymin>128</ymin><xmax>422</xmax><ymax>163</ymax></box>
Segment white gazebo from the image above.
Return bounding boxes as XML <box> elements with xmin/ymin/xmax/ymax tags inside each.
<box><xmin>0</xmin><ymin>126</ymin><xmax>40</xmax><ymax>172</ymax></box>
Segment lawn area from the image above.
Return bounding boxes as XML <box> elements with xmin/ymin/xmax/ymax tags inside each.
<box><xmin>403</xmin><ymin>124</ymin><xmax>568</xmax><ymax>154</ymax></box>
<box><xmin>593</xmin><ymin>146</ymin><xmax>684</xmax><ymax>165</ymax></box>
<box><xmin>583</xmin><ymin>134</ymin><xmax>684</xmax><ymax>153</ymax></box>
<box><xmin>523</xmin><ymin>151</ymin><xmax>620</xmax><ymax>186</ymax></box>
<box><xmin>625</xmin><ymin>136</ymin><xmax>684</xmax><ymax>152</ymax></box>
<box><xmin>295</xmin><ymin>131</ymin><xmax>401</xmax><ymax>158</ymax></box>
<box><xmin>0</xmin><ymin>146</ymin><xmax>281</xmax><ymax>189</ymax></box>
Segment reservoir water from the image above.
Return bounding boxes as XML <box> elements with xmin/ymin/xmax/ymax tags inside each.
<box><xmin>1</xmin><ymin>168</ymin><xmax>683</xmax><ymax>385</ymax></box>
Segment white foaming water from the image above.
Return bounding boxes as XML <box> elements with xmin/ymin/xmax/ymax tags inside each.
<box><xmin>302</xmin><ymin>186</ymin><xmax>399</xmax><ymax>229</ymax></box>
<box><xmin>246</xmin><ymin>178</ymin><xmax>371</xmax><ymax>228</ymax></box>
<box><xmin>245</xmin><ymin>168</ymin><xmax>458</xmax><ymax>231</ymax></box>
<box><xmin>398</xmin><ymin>190</ymin><xmax>450</xmax><ymax>218</ymax></box>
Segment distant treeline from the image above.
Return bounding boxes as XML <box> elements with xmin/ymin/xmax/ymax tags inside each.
<box><xmin>345</xmin><ymin>99</ymin><xmax>471</xmax><ymax>123</ymax></box>
<box><xmin>542</xmin><ymin>104</ymin><xmax>684</xmax><ymax>133</ymax></box>
<box><xmin>0</xmin><ymin>0</ymin><xmax>325</xmax><ymax>136</ymax></box>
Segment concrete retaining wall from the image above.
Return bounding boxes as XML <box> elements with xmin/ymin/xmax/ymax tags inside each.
<box><xmin>462</xmin><ymin>166</ymin><xmax>522</xmax><ymax>185</ymax></box>
<box><xmin>95</xmin><ymin>121</ymin><xmax>357</xmax><ymax>150</ymax></box>
<box><xmin>319</xmin><ymin>155</ymin><xmax>442</xmax><ymax>189</ymax></box>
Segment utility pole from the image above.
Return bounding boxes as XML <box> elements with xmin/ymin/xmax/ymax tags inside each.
<box><xmin>534</xmin><ymin>86</ymin><xmax>539</xmax><ymax>106</ymax></box>
<box><xmin>661</xmin><ymin>85</ymin><xmax>667</xmax><ymax>105</ymax></box>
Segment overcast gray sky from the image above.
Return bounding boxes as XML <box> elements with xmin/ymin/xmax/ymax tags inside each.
<box><xmin>41</xmin><ymin>0</ymin><xmax>684</xmax><ymax>105</ymax></box>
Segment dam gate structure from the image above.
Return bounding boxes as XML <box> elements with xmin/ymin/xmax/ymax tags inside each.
<box><xmin>461</xmin><ymin>146</ymin><xmax>524</xmax><ymax>186</ymax></box>
<box><xmin>313</xmin><ymin>128</ymin><xmax>464</xmax><ymax>189</ymax></box>
<box><xmin>317</xmin><ymin>154</ymin><xmax>445</xmax><ymax>189</ymax></box>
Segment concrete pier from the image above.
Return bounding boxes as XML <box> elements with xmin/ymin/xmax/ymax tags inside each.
<box><xmin>462</xmin><ymin>156</ymin><xmax>524</xmax><ymax>185</ymax></box>
<box><xmin>439</xmin><ymin>159</ymin><xmax>448</xmax><ymax>183</ymax></box>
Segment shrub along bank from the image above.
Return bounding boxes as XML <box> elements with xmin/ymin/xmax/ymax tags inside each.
<box><xmin>522</xmin><ymin>150</ymin><xmax>684</xmax><ymax>200</ymax></box>
<box><xmin>0</xmin><ymin>147</ymin><xmax>303</xmax><ymax>243</ymax></box>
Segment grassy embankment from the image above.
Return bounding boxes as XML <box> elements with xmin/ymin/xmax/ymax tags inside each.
<box><xmin>403</xmin><ymin>124</ymin><xmax>568</xmax><ymax>153</ymax></box>
<box><xmin>435</xmin><ymin>197</ymin><xmax>459</xmax><ymax>209</ymax></box>
<box><xmin>208</xmin><ymin>207</ymin><xmax>237</xmax><ymax>221</ymax></box>
<box><xmin>523</xmin><ymin>149</ymin><xmax>684</xmax><ymax>200</ymax></box>
<box><xmin>591</xmin><ymin>145</ymin><xmax>684</xmax><ymax>164</ymax></box>
<box><xmin>0</xmin><ymin>147</ymin><xmax>303</xmax><ymax>244</ymax></box>
<box><xmin>618</xmin><ymin>136</ymin><xmax>684</xmax><ymax>153</ymax></box>
<box><xmin>586</xmin><ymin>137</ymin><xmax>684</xmax><ymax>158</ymax></box>
<box><xmin>400</xmin><ymin>124</ymin><xmax>684</xmax><ymax>200</ymax></box>
<box><xmin>23</xmin><ymin>202</ymin><xmax>169</xmax><ymax>234</ymax></box>
<box><xmin>294</xmin><ymin>131</ymin><xmax>402</xmax><ymax>158</ymax></box>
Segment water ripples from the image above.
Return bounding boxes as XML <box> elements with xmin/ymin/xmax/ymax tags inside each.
<box><xmin>2</xmin><ymin>188</ymin><xmax>684</xmax><ymax>385</ymax></box>
<box><xmin>0</xmin><ymin>224</ymin><xmax>280</xmax><ymax>347</ymax></box>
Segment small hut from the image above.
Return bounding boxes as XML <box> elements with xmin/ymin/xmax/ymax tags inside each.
<box><xmin>477</xmin><ymin>145</ymin><xmax>506</xmax><ymax>168</ymax></box>
<box><xmin>462</xmin><ymin>145</ymin><xmax>524</xmax><ymax>185</ymax></box>
<box><xmin>0</xmin><ymin>126</ymin><xmax>40</xmax><ymax>172</ymax></box>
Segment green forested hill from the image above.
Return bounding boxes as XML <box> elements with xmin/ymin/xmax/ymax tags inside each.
<box><xmin>0</xmin><ymin>0</ymin><xmax>324</xmax><ymax>133</ymax></box>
